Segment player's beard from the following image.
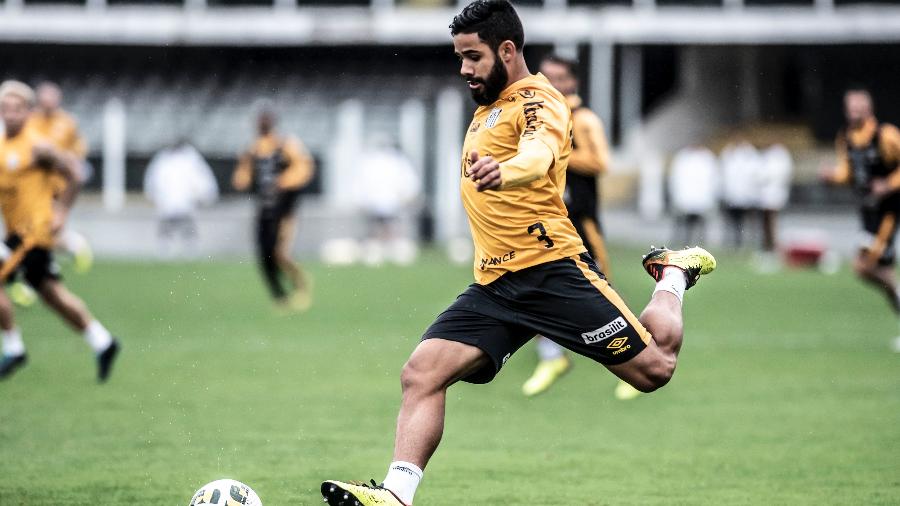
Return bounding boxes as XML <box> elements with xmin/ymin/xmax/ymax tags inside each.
<box><xmin>468</xmin><ymin>55</ymin><xmax>508</xmax><ymax>106</ymax></box>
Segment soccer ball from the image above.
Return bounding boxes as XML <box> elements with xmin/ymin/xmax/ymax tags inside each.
<box><xmin>188</xmin><ymin>479</ymin><xmax>262</xmax><ymax>506</ymax></box>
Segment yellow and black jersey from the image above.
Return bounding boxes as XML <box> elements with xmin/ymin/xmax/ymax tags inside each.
<box><xmin>564</xmin><ymin>94</ymin><xmax>609</xmax><ymax>220</ymax></box>
<box><xmin>27</xmin><ymin>109</ymin><xmax>87</xmax><ymax>160</ymax></box>
<box><xmin>0</xmin><ymin>128</ymin><xmax>68</xmax><ymax>248</ymax></box>
<box><xmin>567</xmin><ymin>94</ymin><xmax>609</xmax><ymax>179</ymax></box>
<box><xmin>461</xmin><ymin>73</ymin><xmax>585</xmax><ymax>285</ymax></box>
<box><xmin>232</xmin><ymin>133</ymin><xmax>314</xmax><ymax>215</ymax></box>
<box><xmin>834</xmin><ymin>117</ymin><xmax>900</xmax><ymax>195</ymax></box>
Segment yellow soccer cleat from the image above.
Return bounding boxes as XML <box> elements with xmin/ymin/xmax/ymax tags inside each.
<box><xmin>321</xmin><ymin>480</ymin><xmax>409</xmax><ymax>506</ymax></box>
<box><xmin>9</xmin><ymin>281</ymin><xmax>37</xmax><ymax>307</ymax></box>
<box><xmin>614</xmin><ymin>379</ymin><xmax>642</xmax><ymax>401</ymax></box>
<box><xmin>642</xmin><ymin>246</ymin><xmax>716</xmax><ymax>290</ymax></box>
<box><xmin>289</xmin><ymin>287</ymin><xmax>313</xmax><ymax>313</ymax></box>
<box><xmin>522</xmin><ymin>355</ymin><xmax>571</xmax><ymax>397</ymax></box>
<box><xmin>73</xmin><ymin>243</ymin><xmax>94</xmax><ymax>274</ymax></box>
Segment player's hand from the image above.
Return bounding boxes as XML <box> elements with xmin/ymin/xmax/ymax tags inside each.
<box><xmin>818</xmin><ymin>163</ymin><xmax>835</xmax><ymax>184</ymax></box>
<box><xmin>51</xmin><ymin>209</ymin><xmax>68</xmax><ymax>235</ymax></box>
<box><xmin>871</xmin><ymin>178</ymin><xmax>891</xmax><ymax>198</ymax></box>
<box><xmin>467</xmin><ymin>151</ymin><xmax>502</xmax><ymax>192</ymax></box>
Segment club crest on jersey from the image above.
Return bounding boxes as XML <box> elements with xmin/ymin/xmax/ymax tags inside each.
<box><xmin>485</xmin><ymin>107</ymin><xmax>502</xmax><ymax>129</ymax></box>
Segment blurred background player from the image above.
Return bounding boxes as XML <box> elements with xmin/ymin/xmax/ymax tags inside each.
<box><xmin>822</xmin><ymin>88</ymin><xmax>900</xmax><ymax>351</ymax></box>
<box><xmin>0</xmin><ymin>80</ymin><xmax>120</xmax><ymax>381</ymax></box>
<box><xmin>756</xmin><ymin>141</ymin><xmax>793</xmax><ymax>272</ymax></box>
<box><xmin>720</xmin><ymin>135</ymin><xmax>762</xmax><ymax>249</ymax></box>
<box><xmin>668</xmin><ymin>143</ymin><xmax>719</xmax><ymax>248</ymax></box>
<box><xmin>352</xmin><ymin>134</ymin><xmax>422</xmax><ymax>266</ymax></box>
<box><xmin>30</xmin><ymin>81</ymin><xmax>94</xmax><ymax>272</ymax></box>
<box><xmin>233</xmin><ymin>106</ymin><xmax>315</xmax><ymax>312</ymax></box>
<box><xmin>520</xmin><ymin>54</ymin><xmax>616</xmax><ymax>398</ymax></box>
<box><xmin>143</xmin><ymin>138</ymin><xmax>219</xmax><ymax>259</ymax></box>
<box><xmin>9</xmin><ymin>81</ymin><xmax>94</xmax><ymax>307</ymax></box>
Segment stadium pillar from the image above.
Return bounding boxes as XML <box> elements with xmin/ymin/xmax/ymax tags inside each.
<box><xmin>620</xmin><ymin>45</ymin><xmax>643</xmax><ymax>142</ymax></box>
<box><xmin>4</xmin><ymin>0</ymin><xmax>23</xmax><ymax>11</ymax></box>
<box><xmin>327</xmin><ymin>99</ymin><xmax>364</xmax><ymax>209</ymax></box>
<box><xmin>399</xmin><ymin>98</ymin><xmax>427</xmax><ymax>184</ymax></box>
<box><xmin>400</xmin><ymin>99</ymin><xmax>429</xmax><ymax>241</ymax></box>
<box><xmin>738</xmin><ymin>46</ymin><xmax>761</xmax><ymax>123</ymax></box>
<box><xmin>102</xmin><ymin>98</ymin><xmax>126</xmax><ymax>212</ymax></box>
<box><xmin>588</xmin><ymin>40</ymin><xmax>614</xmax><ymax>136</ymax></box>
<box><xmin>433</xmin><ymin>88</ymin><xmax>465</xmax><ymax>243</ymax></box>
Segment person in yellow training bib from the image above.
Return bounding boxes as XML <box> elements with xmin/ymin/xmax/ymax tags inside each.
<box><xmin>0</xmin><ymin>80</ymin><xmax>120</xmax><ymax>382</ymax></box>
<box><xmin>29</xmin><ymin>82</ymin><xmax>93</xmax><ymax>273</ymax></box>
<box><xmin>321</xmin><ymin>2</ymin><xmax>716</xmax><ymax>505</ymax></box>
<box><xmin>521</xmin><ymin>54</ymin><xmax>624</xmax><ymax>398</ymax></box>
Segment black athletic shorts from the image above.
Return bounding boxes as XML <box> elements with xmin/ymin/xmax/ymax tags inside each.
<box><xmin>4</xmin><ymin>235</ymin><xmax>62</xmax><ymax>288</ymax></box>
<box><xmin>422</xmin><ymin>253</ymin><xmax>651</xmax><ymax>384</ymax></box>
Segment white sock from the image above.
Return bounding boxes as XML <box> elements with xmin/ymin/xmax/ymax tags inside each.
<box><xmin>2</xmin><ymin>327</ymin><xmax>25</xmax><ymax>357</ymax></box>
<box><xmin>84</xmin><ymin>320</ymin><xmax>113</xmax><ymax>353</ymax></box>
<box><xmin>382</xmin><ymin>461</ymin><xmax>423</xmax><ymax>505</ymax></box>
<box><xmin>653</xmin><ymin>267</ymin><xmax>687</xmax><ymax>303</ymax></box>
<box><xmin>536</xmin><ymin>336</ymin><xmax>565</xmax><ymax>361</ymax></box>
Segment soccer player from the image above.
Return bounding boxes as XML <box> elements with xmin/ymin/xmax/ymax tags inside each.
<box><xmin>320</xmin><ymin>2</ymin><xmax>716</xmax><ymax>505</ymax></box>
<box><xmin>520</xmin><ymin>55</ymin><xmax>615</xmax><ymax>398</ymax></box>
<box><xmin>29</xmin><ymin>81</ymin><xmax>94</xmax><ymax>273</ymax></box>
<box><xmin>822</xmin><ymin>88</ymin><xmax>900</xmax><ymax>350</ymax></box>
<box><xmin>0</xmin><ymin>80</ymin><xmax>120</xmax><ymax>381</ymax></box>
<box><xmin>232</xmin><ymin>106</ymin><xmax>315</xmax><ymax>311</ymax></box>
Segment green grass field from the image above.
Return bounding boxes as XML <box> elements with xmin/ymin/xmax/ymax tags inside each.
<box><xmin>1</xmin><ymin>247</ymin><xmax>898</xmax><ymax>505</ymax></box>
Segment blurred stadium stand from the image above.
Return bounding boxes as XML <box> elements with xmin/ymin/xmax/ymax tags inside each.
<box><xmin>2</xmin><ymin>0</ymin><xmax>900</xmax><ymax>256</ymax></box>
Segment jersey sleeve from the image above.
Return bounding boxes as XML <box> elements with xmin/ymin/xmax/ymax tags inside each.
<box><xmin>499</xmin><ymin>89</ymin><xmax>570</xmax><ymax>190</ymax></box>
<box><xmin>568</xmin><ymin>108</ymin><xmax>609</xmax><ymax>176</ymax></box>
<box><xmin>277</xmin><ymin>137</ymin><xmax>315</xmax><ymax>191</ymax></box>
<box><xmin>232</xmin><ymin>150</ymin><xmax>253</xmax><ymax>191</ymax></box>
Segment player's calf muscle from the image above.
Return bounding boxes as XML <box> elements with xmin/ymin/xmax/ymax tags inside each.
<box><xmin>612</xmin><ymin>348</ymin><xmax>676</xmax><ymax>393</ymax></box>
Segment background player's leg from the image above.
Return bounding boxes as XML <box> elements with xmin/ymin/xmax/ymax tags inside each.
<box><xmin>38</xmin><ymin>279</ymin><xmax>119</xmax><ymax>380</ymax></box>
<box><xmin>0</xmin><ymin>289</ymin><xmax>26</xmax><ymax>378</ymax></box>
<box><xmin>38</xmin><ymin>279</ymin><xmax>94</xmax><ymax>331</ymax></box>
<box><xmin>579</xmin><ymin>217</ymin><xmax>613</xmax><ymax>280</ymax></box>
<box><xmin>522</xmin><ymin>335</ymin><xmax>570</xmax><ymax>396</ymax></box>
<box><xmin>275</xmin><ymin>215</ymin><xmax>312</xmax><ymax>311</ymax></box>
<box><xmin>274</xmin><ymin>214</ymin><xmax>307</xmax><ymax>292</ymax></box>
<box><xmin>256</xmin><ymin>216</ymin><xmax>287</xmax><ymax>301</ymax></box>
<box><xmin>385</xmin><ymin>339</ymin><xmax>489</xmax><ymax>504</ymax></box>
<box><xmin>852</xmin><ymin>253</ymin><xmax>900</xmax><ymax>313</ymax></box>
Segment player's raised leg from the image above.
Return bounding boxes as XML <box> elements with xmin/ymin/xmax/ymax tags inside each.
<box><xmin>606</xmin><ymin>247</ymin><xmax>715</xmax><ymax>391</ymax></box>
<box><xmin>37</xmin><ymin>278</ymin><xmax>120</xmax><ymax>382</ymax></box>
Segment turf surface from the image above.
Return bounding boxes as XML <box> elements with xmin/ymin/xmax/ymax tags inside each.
<box><xmin>0</xmin><ymin>247</ymin><xmax>897</xmax><ymax>505</ymax></box>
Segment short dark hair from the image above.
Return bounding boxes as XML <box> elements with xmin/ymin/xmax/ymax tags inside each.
<box><xmin>541</xmin><ymin>54</ymin><xmax>578</xmax><ymax>77</ymax></box>
<box><xmin>450</xmin><ymin>0</ymin><xmax>525</xmax><ymax>52</ymax></box>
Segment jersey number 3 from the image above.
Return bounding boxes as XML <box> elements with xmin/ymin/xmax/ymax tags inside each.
<box><xmin>528</xmin><ymin>222</ymin><xmax>554</xmax><ymax>249</ymax></box>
